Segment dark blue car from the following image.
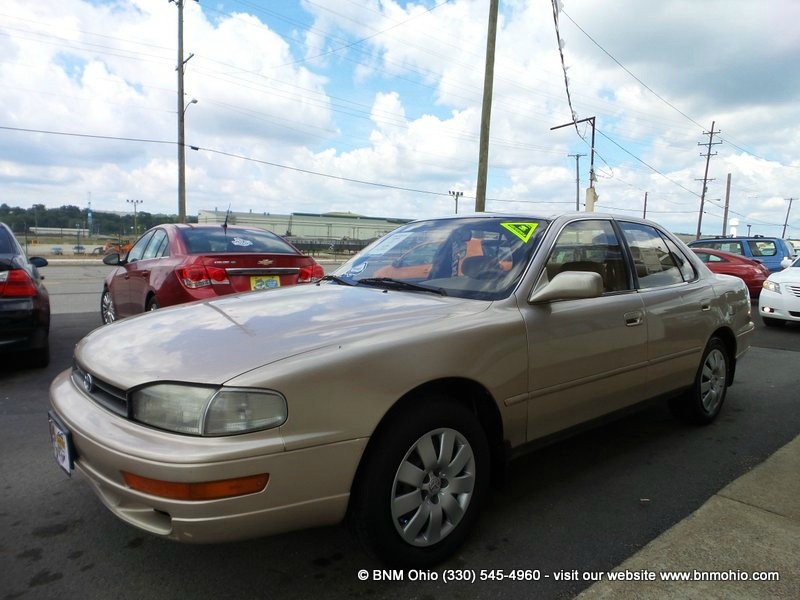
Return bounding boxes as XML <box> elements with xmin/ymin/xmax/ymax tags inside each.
<box><xmin>0</xmin><ymin>222</ymin><xmax>50</xmax><ymax>367</ymax></box>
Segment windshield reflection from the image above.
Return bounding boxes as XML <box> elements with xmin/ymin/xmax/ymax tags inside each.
<box><xmin>332</xmin><ymin>217</ymin><xmax>548</xmax><ymax>300</ymax></box>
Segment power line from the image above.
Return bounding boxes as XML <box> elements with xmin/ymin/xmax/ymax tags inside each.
<box><xmin>560</xmin><ymin>10</ymin><xmax>703</xmax><ymax>130</ymax></box>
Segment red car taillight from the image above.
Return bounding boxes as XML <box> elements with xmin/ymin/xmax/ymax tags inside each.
<box><xmin>0</xmin><ymin>269</ymin><xmax>38</xmax><ymax>297</ymax></box>
<box><xmin>177</xmin><ymin>266</ymin><xmax>230</xmax><ymax>289</ymax></box>
<box><xmin>298</xmin><ymin>264</ymin><xmax>325</xmax><ymax>283</ymax></box>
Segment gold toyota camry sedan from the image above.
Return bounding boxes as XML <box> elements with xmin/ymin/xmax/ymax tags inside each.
<box><xmin>48</xmin><ymin>213</ymin><xmax>754</xmax><ymax>567</ymax></box>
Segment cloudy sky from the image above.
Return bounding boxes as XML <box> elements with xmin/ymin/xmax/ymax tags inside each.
<box><xmin>1</xmin><ymin>0</ymin><xmax>799</xmax><ymax>237</ymax></box>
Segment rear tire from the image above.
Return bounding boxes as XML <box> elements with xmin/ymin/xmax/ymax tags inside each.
<box><xmin>349</xmin><ymin>395</ymin><xmax>490</xmax><ymax>567</ymax></box>
<box><xmin>146</xmin><ymin>297</ymin><xmax>160</xmax><ymax>311</ymax></box>
<box><xmin>669</xmin><ymin>337</ymin><xmax>730</xmax><ymax>425</ymax></box>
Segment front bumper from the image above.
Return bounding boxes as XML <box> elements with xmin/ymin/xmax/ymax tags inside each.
<box><xmin>759</xmin><ymin>289</ymin><xmax>800</xmax><ymax>323</ymax></box>
<box><xmin>48</xmin><ymin>369</ymin><xmax>367</xmax><ymax>543</ymax></box>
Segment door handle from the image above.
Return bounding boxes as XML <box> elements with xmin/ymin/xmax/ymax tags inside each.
<box><xmin>624</xmin><ymin>311</ymin><xmax>643</xmax><ymax>327</ymax></box>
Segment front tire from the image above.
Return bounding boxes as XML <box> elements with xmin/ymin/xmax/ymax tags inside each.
<box><xmin>101</xmin><ymin>289</ymin><xmax>115</xmax><ymax>324</ymax></box>
<box><xmin>146</xmin><ymin>296</ymin><xmax>160</xmax><ymax>311</ymax></box>
<box><xmin>669</xmin><ymin>337</ymin><xmax>730</xmax><ymax>425</ymax></box>
<box><xmin>350</xmin><ymin>396</ymin><xmax>490</xmax><ymax>567</ymax></box>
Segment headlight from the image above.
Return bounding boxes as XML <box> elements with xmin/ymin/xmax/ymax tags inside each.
<box><xmin>131</xmin><ymin>384</ymin><xmax>287</xmax><ymax>436</ymax></box>
<box><xmin>762</xmin><ymin>280</ymin><xmax>781</xmax><ymax>294</ymax></box>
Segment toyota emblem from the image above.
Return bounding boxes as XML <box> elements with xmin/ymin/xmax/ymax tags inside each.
<box><xmin>82</xmin><ymin>372</ymin><xmax>94</xmax><ymax>394</ymax></box>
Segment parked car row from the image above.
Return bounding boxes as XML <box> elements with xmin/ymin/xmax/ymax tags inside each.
<box><xmin>690</xmin><ymin>235</ymin><xmax>800</xmax><ymax>327</ymax></box>
<box><xmin>49</xmin><ymin>213</ymin><xmax>756</xmax><ymax>567</ymax></box>
<box><xmin>687</xmin><ymin>235</ymin><xmax>796</xmax><ymax>273</ymax></box>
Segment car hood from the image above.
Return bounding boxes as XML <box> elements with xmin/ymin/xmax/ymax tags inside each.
<box><xmin>768</xmin><ymin>267</ymin><xmax>800</xmax><ymax>283</ymax></box>
<box><xmin>76</xmin><ymin>283</ymin><xmax>486</xmax><ymax>389</ymax></box>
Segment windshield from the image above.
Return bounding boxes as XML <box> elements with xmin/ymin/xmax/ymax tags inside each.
<box><xmin>332</xmin><ymin>216</ymin><xmax>548</xmax><ymax>300</ymax></box>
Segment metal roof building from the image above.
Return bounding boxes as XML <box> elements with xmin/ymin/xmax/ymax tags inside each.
<box><xmin>197</xmin><ymin>209</ymin><xmax>410</xmax><ymax>242</ymax></box>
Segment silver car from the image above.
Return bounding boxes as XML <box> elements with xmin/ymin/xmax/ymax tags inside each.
<box><xmin>48</xmin><ymin>213</ymin><xmax>753</xmax><ymax>567</ymax></box>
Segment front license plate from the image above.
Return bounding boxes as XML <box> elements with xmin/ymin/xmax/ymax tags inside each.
<box><xmin>48</xmin><ymin>411</ymin><xmax>73</xmax><ymax>476</ymax></box>
<box><xmin>250</xmin><ymin>275</ymin><xmax>280</xmax><ymax>290</ymax></box>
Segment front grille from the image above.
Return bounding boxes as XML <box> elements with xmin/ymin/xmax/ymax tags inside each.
<box><xmin>787</xmin><ymin>284</ymin><xmax>800</xmax><ymax>298</ymax></box>
<box><xmin>72</xmin><ymin>364</ymin><xmax>129</xmax><ymax>417</ymax></box>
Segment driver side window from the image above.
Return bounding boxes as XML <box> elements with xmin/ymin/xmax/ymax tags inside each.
<box><xmin>545</xmin><ymin>220</ymin><xmax>631</xmax><ymax>293</ymax></box>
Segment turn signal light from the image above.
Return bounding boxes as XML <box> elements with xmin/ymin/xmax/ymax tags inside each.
<box><xmin>122</xmin><ymin>471</ymin><xmax>268</xmax><ymax>500</ymax></box>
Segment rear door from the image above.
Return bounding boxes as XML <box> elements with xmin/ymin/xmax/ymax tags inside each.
<box><xmin>618</xmin><ymin>221</ymin><xmax>712</xmax><ymax>396</ymax></box>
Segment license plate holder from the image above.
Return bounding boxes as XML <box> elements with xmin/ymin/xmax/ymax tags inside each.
<box><xmin>250</xmin><ymin>275</ymin><xmax>281</xmax><ymax>290</ymax></box>
<box><xmin>48</xmin><ymin>411</ymin><xmax>74</xmax><ymax>476</ymax></box>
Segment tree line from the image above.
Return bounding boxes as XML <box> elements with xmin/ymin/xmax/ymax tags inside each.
<box><xmin>0</xmin><ymin>203</ymin><xmax>195</xmax><ymax>239</ymax></box>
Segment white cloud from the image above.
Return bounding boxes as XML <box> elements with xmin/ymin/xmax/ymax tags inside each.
<box><xmin>0</xmin><ymin>0</ymin><xmax>798</xmax><ymax>238</ymax></box>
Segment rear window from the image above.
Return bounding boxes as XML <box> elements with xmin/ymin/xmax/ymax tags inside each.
<box><xmin>747</xmin><ymin>240</ymin><xmax>777</xmax><ymax>257</ymax></box>
<box><xmin>705</xmin><ymin>241</ymin><xmax>744</xmax><ymax>255</ymax></box>
<box><xmin>181</xmin><ymin>228</ymin><xmax>298</xmax><ymax>254</ymax></box>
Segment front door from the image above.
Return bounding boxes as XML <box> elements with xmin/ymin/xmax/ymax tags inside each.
<box><xmin>522</xmin><ymin>219</ymin><xmax>648</xmax><ymax>442</ymax></box>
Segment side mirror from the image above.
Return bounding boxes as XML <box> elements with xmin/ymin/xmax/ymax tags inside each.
<box><xmin>103</xmin><ymin>252</ymin><xmax>122</xmax><ymax>266</ymax></box>
<box><xmin>29</xmin><ymin>256</ymin><xmax>48</xmax><ymax>268</ymax></box>
<box><xmin>529</xmin><ymin>271</ymin><xmax>604</xmax><ymax>303</ymax></box>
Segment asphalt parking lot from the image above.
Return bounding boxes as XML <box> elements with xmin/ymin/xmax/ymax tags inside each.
<box><xmin>1</xmin><ymin>264</ymin><xmax>799</xmax><ymax>599</ymax></box>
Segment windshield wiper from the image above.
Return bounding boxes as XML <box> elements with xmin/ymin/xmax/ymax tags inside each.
<box><xmin>356</xmin><ymin>277</ymin><xmax>447</xmax><ymax>296</ymax></box>
<box><xmin>321</xmin><ymin>274</ymin><xmax>356</xmax><ymax>286</ymax></box>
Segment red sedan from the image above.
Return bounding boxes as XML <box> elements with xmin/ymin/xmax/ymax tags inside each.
<box><xmin>101</xmin><ymin>224</ymin><xmax>324</xmax><ymax>323</ymax></box>
<box><xmin>691</xmin><ymin>247</ymin><xmax>769</xmax><ymax>298</ymax></box>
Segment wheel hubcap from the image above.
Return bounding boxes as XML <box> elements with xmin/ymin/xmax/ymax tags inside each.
<box><xmin>700</xmin><ymin>348</ymin><xmax>726</xmax><ymax>413</ymax></box>
<box><xmin>391</xmin><ymin>428</ymin><xmax>476</xmax><ymax>547</ymax></box>
<box><xmin>102</xmin><ymin>293</ymin><xmax>115</xmax><ymax>323</ymax></box>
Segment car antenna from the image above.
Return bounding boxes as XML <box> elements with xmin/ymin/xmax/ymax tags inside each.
<box><xmin>222</xmin><ymin>204</ymin><xmax>231</xmax><ymax>237</ymax></box>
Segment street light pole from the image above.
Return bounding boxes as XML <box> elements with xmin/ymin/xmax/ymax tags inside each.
<box><xmin>449</xmin><ymin>190</ymin><xmax>463</xmax><ymax>214</ymax></box>
<box><xmin>127</xmin><ymin>199</ymin><xmax>143</xmax><ymax>235</ymax></box>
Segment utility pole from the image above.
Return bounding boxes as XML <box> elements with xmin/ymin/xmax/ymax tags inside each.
<box><xmin>551</xmin><ymin>116</ymin><xmax>597</xmax><ymax>211</ymax></box>
<box><xmin>475</xmin><ymin>0</ymin><xmax>498</xmax><ymax>213</ymax></box>
<box><xmin>695</xmin><ymin>120</ymin><xmax>721</xmax><ymax>239</ymax></box>
<box><xmin>449</xmin><ymin>190</ymin><xmax>463</xmax><ymax>214</ymax></box>
<box><xmin>643</xmin><ymin>192</ymin><xmax>648</xmax><ymax>219</ymax></box>
<box><xmin>783</xmin><ymin>198</ymin><xmax>794</xmax><ymax>238</ymax></box>
<box><xmin>721</xmin><ymin>173</ymin><xmax>732</xmax><ymax>236</ymax></box>
<box><xmin>567</xmin><ymin>154</ymin><xmax>585</xmax><ymax>210</ymax></box>
<box><xmin>172</xmin><ymin>0</ymin><xmax>197</xmax><ymax>224</ymax></box>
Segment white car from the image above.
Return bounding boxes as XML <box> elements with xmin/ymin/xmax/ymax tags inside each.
<box><xmin>760</xmin><ymin>257</ymin><xmax>800</xmax><ymax>326</ymax></box>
